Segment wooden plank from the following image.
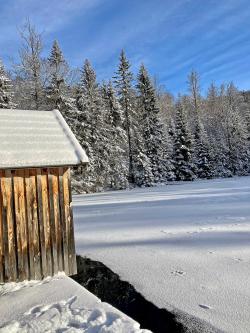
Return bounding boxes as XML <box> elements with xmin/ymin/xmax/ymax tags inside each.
<box><xmin>68</xmin><ymin>170</ymin><xmax>77</xmax><ymax>275</ymax></box>
<box><xmin>0</xmin><ymin>170</ymin><xmax>4</xmax><ymax>282</ymax></box>
<box><xmin>50</xmin><ymin>168</ymin><xmax>63</xmax><ymax>272</ymax></box>
<box><xmin>24</xmin><ymin>169</ymin><xmax>42</xmax><ymax>280</ymax></box>
<box><xmin>1</xmin><ymin>173</ymin><xmax>9</xmax><ymax>281</ymax></box>
<box><xmin>48</xmin><ymin>169</ymin><xmax>58</xmax><ymax>274</ymax></box>
<box><xmin>63</xmin><ymin>168</ymin><xmax>77</xmax><ymax>275</ymax></box>
<box><xmin>58</xmin><ymin>167</ymin><xmax>68</xmax><ymax>274</ymax></box>
<box><xmin>13</xmin><ymin>169</ymin><xmax>29</xmax><ymax>281</ymax></box>
<box><xmin>36</xmin><ymin>169</ymin><xmax>47</xmax><ymax>278</ymax></box>
<box><xmin>24</xmin><ymin>169</ymin><xmax>34</xmax><ymax>279</ymax></box>
<box><xmin>4</xmin><ymin>170</ymin><xmax>17</xmax><ymax>282</ymax></box>
<box><xmin>29</xmin><ymin>169</ymin><xmax>42</xmax><ymax>279</ymax></box>
<box><xmin>41</xmin><ymin>169</ymin><xmax>53</xmax><ymax>276</ymax></box>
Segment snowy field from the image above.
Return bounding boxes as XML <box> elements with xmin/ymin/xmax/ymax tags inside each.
<box><xmin>74</xmin><ymin>176</ymin><xmax>250</xmax><ymax>333</ymax></box>
<box><xmin>0</xmin><ymin>274</ymin><xmax>149</xmax><ymax>332</ymax></box>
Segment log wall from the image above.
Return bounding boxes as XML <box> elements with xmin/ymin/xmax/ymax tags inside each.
<box><xmin>0</xmin><ymin>167</ymin><xmax>77</xmax><ymax>282</ymax></box>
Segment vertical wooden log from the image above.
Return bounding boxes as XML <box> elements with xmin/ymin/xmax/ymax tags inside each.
<box><xmin>63</xmin><ymin>168</ymin><xmax>77</xmax><ymax>275</ymax></box>
<box><xmin>48</xmin><ymin>169</ymin><xmax>58</xmax><ymax>274</ymax></box>
<box><xmin>1</xmin><ymin>174</ymin><xmax>9</xmax><ymax>281</ymax></box>
<box><xmin>58</xmin><ymin>167</ymin><xmax>68</xmax><ymax>274</ymax></box>
<box><xmin>50</xmin><ymin>169</ymin><xmax>63</xmax><ymax>272</ymax></box>
<box><xmin>41</xmin><ymin>169</ymin><xmax>53</xmax><ymax>276</ymax></box>
<box><xmin>13</xmin><ymin>169</ymin><xmax>29</xmax><ymax>281</ymax></box>
<box><xmin>29</xmin><ymin>169</ymin><xmax>42</xmax><ymax>279</ymax></box>
<box><xmin>36</xmin><ymin>169</ymin><xmax>47</xmax><ymax>278</ymax></box>
<box><xmin>4</xmin><ymin>170</ymin><xmax>17</xmax><ymax>281</ymax></box>
<box><xmin>24</xmin><ymin>169</ymin><xmax>34</xmax><ymax>279</ymax></box>
<box><xmin>25</xmin><ymin>169</ymin><xmax>42</xmax><ymax>280</ymax></box>
<box><xmin>0</xmin><ymin>170</ymin><xmax>4</xmax><ymax>282</ymax></box>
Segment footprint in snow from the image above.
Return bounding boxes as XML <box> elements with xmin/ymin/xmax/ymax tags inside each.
<box><xmin>199</xmin><ymin>304</ymin><xmax>212</xmax><ymax>310</ymax></box>
<box><xmin>171</xmin><ymin>270</ymin><xmax>186</xmax><ymax>277</ymax></box>
<box><xmin>161</xmin><ymin>230</ymin><xmax>173</xmax><ymax>235</ymax></box>
<box><xmin>233</xmin><ymin>258</ymin><xmax>243</xmax><ymax>262</ymax></box>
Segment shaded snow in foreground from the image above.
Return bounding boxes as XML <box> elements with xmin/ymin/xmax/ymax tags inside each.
<box><xmin>0</xmin><ymin>275</ymin><xmax>149</xmax><ymax>333</ymax></box>
<box><xmin>73</xmin><ymin>177</ymin><xmax>250</xmax><ymax>333</ymax></box>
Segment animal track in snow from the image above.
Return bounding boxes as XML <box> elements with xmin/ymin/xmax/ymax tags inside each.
<box><xmin>199</xmin><ymin>304</ymin><xmax>212</xmax><ymax>310</ymax></box>
<box><xmin>171</xmin><ymin>270</ymin><xmax>186</xmax><ymax>277</ymax></box>
<box><xmin>233</xmin><ymin>258</ymin><xmax>243</xmax><ymax>262</ymax></box>
<box><xmin>161</xmin><ymin>230</ymin><xmax>174</xmax><ymax>235</ymax></box>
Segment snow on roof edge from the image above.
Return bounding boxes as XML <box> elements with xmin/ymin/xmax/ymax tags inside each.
<box><xmin>53</xmin><ymin>109</ymin><xmax>89</xmax><ymax>165</ymax></box>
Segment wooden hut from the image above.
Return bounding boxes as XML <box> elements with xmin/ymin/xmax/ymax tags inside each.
<box><xmin>0</xmin><ymin>109</ymin><xmax>88</xmax><ymax>283</ymax></box>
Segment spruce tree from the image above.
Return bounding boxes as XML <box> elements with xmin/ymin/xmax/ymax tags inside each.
<box><xmin>225</xmin><ymin>84</ymin><xmax>249</xmax><ymax>175</ymax></box>
<box><xmin>187</xmin><ymin>71</ymin><xmax>213</xmax><ymax>178</ymax></box>
<box><xmin>46</xmin><ymin>40</ymin><xmax>68</xmax><ymax>110</ymax></box>
<box><xmin>164</xmin><ymin>119</ymin><xmax>176</xmax><ymax>181</ymax></box>
<box><xmin>174</xmin><ymin>100</ymin><xmax>196</xmax><ymax>181</ymax></box>
<box><xmin>101</xmin><ymin>81</ymin><xmax>128</xmax><ymax>189</ymax></box>
<box><xmin>76</xmin><ymin>60</ymin><xmax>110</xmax><ymax>191</ymax></box>
<box><xmin>114</xmin><ymin>50</ymin><xmax>136</xmax><ymax>183</ymax></box>
<box><xmin>0</xmin><ymin>60</ymin><xmax>15</xmax><ymax>109</ymax></box>
<box><xmin>46</xmin><ymin>40</ymin><xmax>77</xmax><ymax>130</ymax></box>
<box><xmin>193</xmin><ymin>118</ymin><xmax>214</xmax><ymax>178</ymax></box>
<box><xmin>136</xmin><ymin>64</ymin><xmax>168</xmax><ymax>183</ymax></box>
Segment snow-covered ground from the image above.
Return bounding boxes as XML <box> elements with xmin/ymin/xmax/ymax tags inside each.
<box><xmin>74</xmin><ymin>176</ymin><xmax>250</xmax><ymax>333</ymax></box>
<box><xmin>0</xmin><ymin>274</ymin><xmax>149</xmax><ymax>332</ymax></box>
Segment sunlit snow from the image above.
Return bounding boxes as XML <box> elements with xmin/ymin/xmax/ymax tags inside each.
<box><xmin>74</xmin><ymin>176</ymin><xmax>250</xmax><ymax>333</ymax></box>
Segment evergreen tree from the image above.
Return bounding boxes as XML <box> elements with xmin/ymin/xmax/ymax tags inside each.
<box><xmin>136</xmin><ymin>64</ymin><xmax>170</xmax><ymax>183</ymax></box>
<box><xmin>165</xmin><ymin>118</ymin><xmax>177</xmax><ymax>181</ymax></box>
<box><xmin>0</xmin><ymin>60</ymin><xmax>16</xmax><ymax>109</ymax></box>
<box><xmin>173</xmin><ymin>100</ymin><xmax>196</xmax><ymax>181</ymax></box>
<box><xmin>101</xmin><ymin>81</ymin><xmax>128</xmax><ymax>189</ymax></box>
<box><xmin>193</xmin><ymin>118</ymin><xmax>214</xmax><ymax>178</ymax></box>
<box><xmin>46</xmin><ymin>40</ymin><xmax>77</xmax><ymax>130</ymax></box>
<box><xmin>76</xmin><ymin>60</ymin><xmax>110</xmax><ymax>191</ymax></box>
<box><xmin>224</xmin><ymin>83</ymin><xmax>249</xmax><ymax>175</ymax></box>
<box><xmin>187</xmin><ymin>71</ymin><xmax>214</xmax><ymax>178</ymax></box>
<box><xmin>46</xmin><ymin>40</ymin><xmax>68</xmax><ymax>110</ymax></box>
<box><xmin>114</xmin><ymin>50</ymin><xmax>136</xmax><ymax>183</ymax></box>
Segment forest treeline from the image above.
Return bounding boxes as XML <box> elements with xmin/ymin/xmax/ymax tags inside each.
<box><xmin>0</xmin><ymin>21</ymin><xmax>249</xmax><ymax>192</ymax></box>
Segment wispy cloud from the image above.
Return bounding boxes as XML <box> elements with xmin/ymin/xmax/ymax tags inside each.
<box><xmin>0</xmin><ymin>0</ymin><xmax>250</xmax><ymax>94</ymax></box>
<box><xmin>0</xmin><ymin>0</ymin><xmax>103</xmax><ymax>59</ymax></box>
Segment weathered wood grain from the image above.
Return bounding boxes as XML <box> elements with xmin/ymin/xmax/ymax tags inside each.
<box><xmin>0</xmin><ymin>167</ymin><xmax>77</xmax><ymax>282</ymax></box>
<box><xmin>63</xmin><ymin>168</ymin><xmax>77</xmax><ymax>275</ymax></box>
<box><xmin>36</xmin><ymin>168</ymin><xmax>47</xmax><ymax>278</ymax></box>
<box><xmin>0</xmin><ymin>170</ymin><xmax>4</xmax><ymax>282</ymax></box>
<box><xmin>13</xmin><ymin>169</ymin><xmax>29</xmax><ymax>281</ymax></box>
<box><xmin>4</xmin><ymin>170</ymin><xmax>17</xmax><ymax>281</ymax></box>
<box><xmin>59</xmin><ymin>167</ymin><xmax>68</xmax><ymax>274</ymax></box>
<box><xmin>48</xmin><ymin>169</ymin><xmax>58</xmax><ymax>274</ymax></box>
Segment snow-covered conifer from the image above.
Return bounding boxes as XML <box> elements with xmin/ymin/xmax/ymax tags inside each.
<box><xmin>173</xmin><ymin>100</ymin><xmax>196</xmax><ymax>181</ymax></box>
<box><xmin>114</xmin><ymin>50</ymin><xmax>137</xmax><ymax>184</ymax></box>
<box><xmin>0</xmin><ymin>60</ymin><xmax>16</xmax><ymax>109</ymax></box>
<box><xmin>193</xmin><ymin>118</ymin><xmax>214</xmax><ymax>178</ymax></box>
<box><xmin>76</xmin><ymin>60</ymin><xmax>110</xmax><ymax>191</ymax></box>
<box><xmin>224</xmin><ymin>83</ymin><xmax>249</xmax><ymax>175</ymax></box>
<box><xmin>136</xmin><ymin>64</ymin><xmax>170</xmax><ymax>183</ymax></box>
<box><xmin>46</xmin><ymin>41</ymin><xmax>68</xmax><ymax>110</ymax></box>
<box><xmin>101</xmin><ymin>81</ymin><xmax>128</xmax><ymax>189</ymax></box>
<box><xmin>45</xmin><ymin>41</ymin><xmax>78</xmax><ymax>131</ymax></box>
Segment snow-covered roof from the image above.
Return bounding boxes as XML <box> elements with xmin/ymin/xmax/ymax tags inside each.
<box><xmin>0</xmin><ymin>109</ymin><xmax>88</xmax><ymax>169</ymax></box>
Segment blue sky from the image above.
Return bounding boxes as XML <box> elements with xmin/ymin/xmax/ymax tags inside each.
<box><xmin>0</xmin><ymin>0</ymin><xmax>250</xmax><ymax>95</ymax></box>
